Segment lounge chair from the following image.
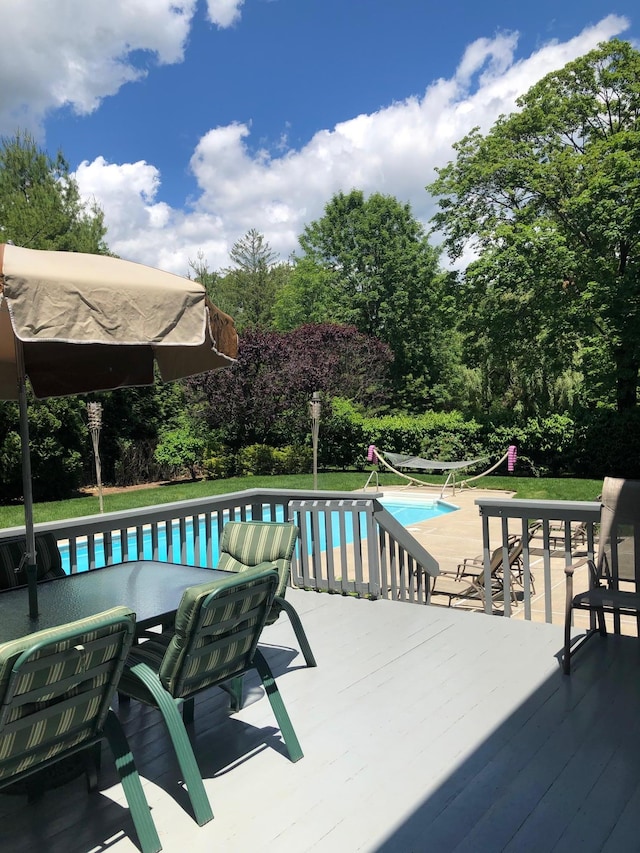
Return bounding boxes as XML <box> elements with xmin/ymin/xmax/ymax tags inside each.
<box><xmin>0</xmin><ymin>607</ymin><xmax>161</xmax><ymax>853</ymax></box>
<box><xmin>563</xmin><ymin>477</ymin><xmax>640</xmax><ymax>674</ymax></box>
<box><xmin>432</xmin><ymin>535</ymin><xmax>524</xmax><ymax>608</ymax></box>
<box><xmin>528</xmin><ymin>518</ymin><xmax>589</xmax><ymax>554</ymax></box>
<box><xmin>118</xmin><ymin>566</ymin><xmax>303</xmax><ymax>827</ymax></box>
<box><xmin>218</xmin><ymin>520</ymin><xmax>316</xmax><ymax>667</ymax></box>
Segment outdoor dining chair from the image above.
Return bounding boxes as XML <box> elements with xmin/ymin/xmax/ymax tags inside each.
<box><xmin>564</xmin><ymin>477</ymin><xmax>640</xmax><ymax>674</ymax></box>
<box><xmin>0</xmin><ymin>531</ymin><xmax>66</xmax><ymax>590</ymax></box>
<box><xmin>0</xmin><ymin>606</ymin><xmax>161</xmax><ymax>853</ymax></box>
<box><xmin>218</xmin><ymin>520</ymin><xmax>316</xmax><ymax>667</ymax></box>
<box><xmin>117</xmin><ymin>566</ymin><xmax>304</xmax><ymax>827</ymax></box>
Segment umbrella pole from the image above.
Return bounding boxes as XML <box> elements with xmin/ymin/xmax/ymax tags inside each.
<box><xmin>15</xmin><ymin>342</ymin><xmax>38</xmax><ymax>618</ymax></box>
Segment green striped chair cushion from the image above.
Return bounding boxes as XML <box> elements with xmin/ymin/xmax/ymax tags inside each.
<box><xmin>0</xmin><ymin>606</ymin><xmax>135</xmax><ymax>782</ymax></box>
<box><xmin>122</xmin><ymin>567</ymin><xmax>278</xmax><ymax>701</ymax></box>
<box><xmin>0</xmin><ymin>532</ymin><xmax>66</xmax><ymax>590</ymax></box>
<box><xmin>218</xmin><ymin>521</ymin><xmax>298</xmax><ymax>601</ymax></box>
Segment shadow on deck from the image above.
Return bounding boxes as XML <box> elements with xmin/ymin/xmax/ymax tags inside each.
<box><xmin>1</xmin><ymin>589</ymin><xmax>639</xmax><ymax>852</ymax></box>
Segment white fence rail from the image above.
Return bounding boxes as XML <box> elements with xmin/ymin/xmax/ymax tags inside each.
<box><xmin>0</xmin><ymin>488</ymin><xmax>440</xmax><ymax>604</ymax></box>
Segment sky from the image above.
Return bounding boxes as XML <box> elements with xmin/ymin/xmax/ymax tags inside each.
<box><xmin>1</xmin><ymin>1</ymin><xmax>639</xmax><ymax>276</ymax></box>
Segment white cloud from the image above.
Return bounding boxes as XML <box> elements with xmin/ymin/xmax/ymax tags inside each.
<box><xmin>206</xmin><ymin>0</ymin><xmax>245</xmax><ymax>28</ymax></box>
<box><xmin>0</xmin><ymin>0</ymin><xmax>197</xmax><ymax>135</ymax></box>
<box><xmin>72</xmin><ymin>14</ymin><xmax>630</xmax><ymax>276</ymax></box>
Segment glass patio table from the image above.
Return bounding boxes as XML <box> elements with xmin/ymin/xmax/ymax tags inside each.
<box><xmin>0</xmin><ymin>560</ymin><xmax>229</xmax><ymax>643</ymax></box>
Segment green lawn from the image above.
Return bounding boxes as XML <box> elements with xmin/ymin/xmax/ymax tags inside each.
<box><xmin>0</xmin><ymin>471</ymin><xmax>603</xmax><ymax>529</ymax></box>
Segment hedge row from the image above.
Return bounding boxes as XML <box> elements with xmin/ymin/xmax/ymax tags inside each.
<box><xmin>317</xmin><ymin>400</ymin><xmax>640</xmax><ymax>479</ymax></box>
<box><xmin>204</xmin><ymin>444</ymin><xmax>313</xmax><ymax>478</ymax></box>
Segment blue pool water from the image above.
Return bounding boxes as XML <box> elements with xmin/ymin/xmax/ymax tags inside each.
<box><xmin>59</xmin><ymin>496</ymin><xmax>456</xmax><ymax>573</ymax></box>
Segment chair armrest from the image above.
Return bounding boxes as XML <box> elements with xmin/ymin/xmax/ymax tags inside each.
<box><xmin>564</xmin><ymin>556</ymin><xmax>589</xmax><ymax>578</ymax></box>
<box><xmin>451</xmin><ymin>561</ymin><xmax>484</xmax><ymax>581</ymax></box>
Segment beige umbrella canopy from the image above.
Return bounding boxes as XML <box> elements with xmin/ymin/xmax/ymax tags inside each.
<box><xmin>0</xmin><ymin>243</ymin><xmax>237</xmax><ymax>398</ymax></box>
<box><xmin>0</xmin><ymin>242</ymin><xmax>238</xmax><ymax>617</ymax></box>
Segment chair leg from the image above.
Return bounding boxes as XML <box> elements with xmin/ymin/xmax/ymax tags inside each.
<box><xmin>596</xmin><ymin>607</ymin><xmax>607</xmax><ymax>637</ymax></box>
<box><xmin>228</xmin><ymin>676</ymin><xmax>244</xmax><ymax>712</ymax></box>
<box><xmin>273</xmin><ymin>596</ymin><xmax>317</xmax><ymax>667</ymax></box>
<box><xmin>182</xmin><ymin>698</ymin><xmax>195</xmax><ymax>726</ymax></box>
<box><xmin>125</xmin><ymin>663</ymin><xmax>214</xmax><ymax>827</ymax></box>
<box><xmin>84</xmin><ymin>742</ymin><xmax>102</xmax><ymax>792</ymax></box>
<box><xmin>103</xmin><ymin>711</ymin><xmax>162</xmax><ymax>853</ymax></box>
<box><xmin>253</xmin><ymin>649</ymin><xmax>303</xmax><ymax>763</ymax></box>
<box><xmin>563</xmin><ymin>572</ymin><xmax>574</xmax><ymax>674</ymax></box>
<box><xmin>563</xmin><ymin>606</ymin><xmax>573</xmax><ymax>675</ymax></box>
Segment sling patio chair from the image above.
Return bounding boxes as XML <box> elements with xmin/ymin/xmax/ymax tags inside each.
<box><xmin>117</xmin><ymin>566</ymin><xmax>304</xmax><ymax>827</ymax></box>
<box><xmin>0</xmin><ymin>531</ymin><xmax>67</xmax><ymax>590</ymax></box>
<box><xmin>0</xmin><ymin>606</ymin><xmax>161</xmax><ymax>853</ymax></box>
<box><xmin>564</xmin><ymin>477</ymin><xmax>640</xmax><ymax>674</ymax></box>
<box><xmin>217</xmin><ymin>520</ymin><xmax>316</xmax><ymax>667</ymax></box>
<box><xmin>431</xmin><ymin>535</ymin><xmax>524</xmax><ymax>609</ymax></box>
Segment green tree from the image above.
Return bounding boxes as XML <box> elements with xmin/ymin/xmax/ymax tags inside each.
<box><xmin>273</xmin><ymin>256</ymin><xmax>336</xmax><ymax>330</ymax></box>
<box><xmin>0</xmin><ymin>131</ymin><xmax>107</xmax><ymax>252</ymax></box>
<box><xmin>220</xmin><ymin>228</ymin><xmax>288</xmax><ymax>329</ymax></box>
<box><xmin>295</xmin><ymin>190</ymin><xmax>461</xmax><ymax>409</ymax></box>
<box><xmin>429</xmin><ymin>39</ymin><xmax>640</xmax><ymax>412</ymax></box>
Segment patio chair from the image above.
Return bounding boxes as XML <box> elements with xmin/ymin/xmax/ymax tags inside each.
<box><xmin>117</xmin><ymin>566</ymin><xmax>304</xmax><ymax>827</ymax></box>
<box><xmin>0</xmin><ymin>531</ymin><xmax>66</xmax><ymax>590</ymax></box>
<box><xmin>0</xmin><ymin>606</ymin><xmax>161</xmax><ymax>853</ymax></box>
<box><xmin>217</xmin><ymin>520</ymin><xmax>316</xmax><ymax>667</ymax></box>
<box><xmin>432</xmin><ymin>535</ymin><xmax>524</xmax><ymax>608</ymax></box>
<box><xmin>563</xmin><ymin>478</ymin><xmax>640</xmax><ymax>674</ymax></box>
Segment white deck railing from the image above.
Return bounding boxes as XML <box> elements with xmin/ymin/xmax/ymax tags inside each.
<box><xmin>475</xmin><ymin>497</ymin><xmax>601</xmax><ymax>621</ymax></box>
<box><xmin>0</xmin><ymin>488</ymin><xmax>439</xmax><ymax>604</ymax></box>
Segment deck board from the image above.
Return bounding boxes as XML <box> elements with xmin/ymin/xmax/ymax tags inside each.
<box><xmin>1</xmin><ymin>589</ymin><xmax>639</xmax><ymax>852</ymax></box>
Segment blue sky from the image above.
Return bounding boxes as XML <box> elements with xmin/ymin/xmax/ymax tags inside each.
<box><xmin>1</xmin><ymin>1</ymin><xmax>638</xmax><ymax>274</ymax></box>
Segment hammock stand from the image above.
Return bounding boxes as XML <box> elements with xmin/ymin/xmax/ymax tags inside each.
<box><xmin>364</xmin><ymin>447</ymin><xmax>512</xmax><ymax>497</ymax></box>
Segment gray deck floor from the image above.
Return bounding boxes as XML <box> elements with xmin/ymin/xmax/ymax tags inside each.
<box><xmin>1</xmin><ymin>589</ymin><xmax>640</xmax><ymax>853</ymax></box>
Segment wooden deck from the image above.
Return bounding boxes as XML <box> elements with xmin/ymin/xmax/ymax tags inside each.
<box><xmin>2</xmin><ymin>588</ymin><xmax>640</xmax><ymax>853</ymax></box>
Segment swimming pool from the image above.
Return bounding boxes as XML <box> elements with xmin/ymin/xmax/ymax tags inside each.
<box><xmin>58</xmin><ymin>495</ymin><xmax>456</xmax><ymax>573</ymax></box>
<box><xmin>379</xmin><ymin>495</ymin><xmax>457</xmax><ymax>526</ymax></box>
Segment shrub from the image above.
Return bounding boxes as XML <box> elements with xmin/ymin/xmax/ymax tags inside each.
<box><xmin>236</xmin><ymin>444</ymin><xmax>275</xmax><ymax>476</ymax></box>
<box><xmin>272</xmin><ymin>445</ymin><xmax>313</xmax><ymax>475</ymax></box>
<box><xmin>203</xmin><ymin>450</ymin><xmax>236</xmax><ymax>480</ymax></box>
<box><xmin>154</xmin><ymin>425</ymin><xmax>205</xmax><ymax>480</ymax></box>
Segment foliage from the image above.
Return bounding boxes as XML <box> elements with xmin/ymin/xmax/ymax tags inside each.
<box><xmin>0</xmin><ymin>131</ymin><xmax>107</xmax><ymax>252</ymax></box>
<box><xmin>202</xmin><ymin>450</ymin><xmax>236</xmax><ymax>480</ymax></box>
<box><xmin>93</xmin><ymin>380</ymin><xmax>195</xmax><ymax>486</ymax></box>
<box><xmin>320</xmin><ymin>399</ymin><xmax>369</xmax><ymax>469</ymax></box>
<box><xmin>154</xmin><ymin>417</ymin><xmax>206</xmax><ymax>480</ymax></box>
<box><xmin>429</xmin><ymin>39</ymin><xmax>640</xmax><ymax>412</ymax></box>
<box><xmin>573</xmin><ymin>408</ymin><xmax>640</xmax><ymax>479</ymax></box>
<box><xmin>317</xmin><ymin>404</ymin><xmax>593</xmax><ymax>477</ymax></box>
<box><xmin>233</xmin><ymin>444</ymin><xmax>312</xmax><ymax>476</ymax></box>
<box><xmin>190</xmin><ymin>323</ymin><xmax>393</xmax><ymax>450</ymax></box>
<box><xmin>273</xmin><ymin>256</ymin><xmax>335</xmax><ymax>330</ymax></box>
<box><xmin>217</xmin><ymin>229</ymin><xmax>291</xmax><ymax>330</ymax></box>
<box><xmin>0</xmin><ymin>395</ymin><xmax>88</xmax><ymax>501</ymax></box>
<box><xmin>294</xmin><ymin>190</ymin><xmax>463</xmax><ymax>409</ymax></box>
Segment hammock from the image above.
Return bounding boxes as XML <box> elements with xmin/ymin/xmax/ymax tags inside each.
<box><xmin>365</xmin><ymin>445</ymin><xmax>516</xmax><ymax>496</ymax></box>
<box><xmin>383</xmin><ymin>452</ymin><xmax>487</xmax><ymax>472</ymax></box>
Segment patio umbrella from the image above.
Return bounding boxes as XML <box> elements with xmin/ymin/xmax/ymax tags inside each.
<box><xmin>0</xmin><ymin>242</ymin><xmax>238</xmax><ymax>618</ymax></box>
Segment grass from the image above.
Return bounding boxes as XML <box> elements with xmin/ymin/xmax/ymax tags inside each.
<box><xmin>0</xmin><ymin>470</ymin><xmax>603</xmax><ymax>530</ymax></box>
